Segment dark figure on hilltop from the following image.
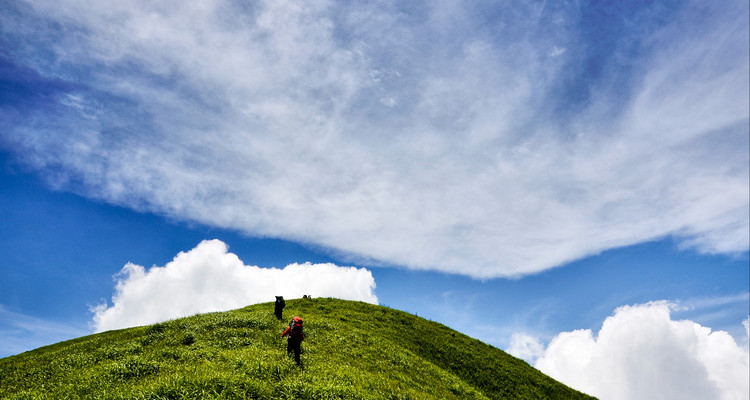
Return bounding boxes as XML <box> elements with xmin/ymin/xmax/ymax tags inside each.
<box><xmin>274</xmin><ymin>296</ymin><xmax>285</xmax><ymax>320</ymax></box>
<box><xmin>281</xmin><ymin>316</ymin><xmax>305</xmax><ymax>366</ymax></box>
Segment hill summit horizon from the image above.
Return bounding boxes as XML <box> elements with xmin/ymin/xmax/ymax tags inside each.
<box><xmin>0</xmin><ymin>298</ymin><xmax>596</xmax><ymax>399</ymax></box>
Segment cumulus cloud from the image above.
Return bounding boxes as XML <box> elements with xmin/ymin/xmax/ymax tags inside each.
<box><xmin>91</xmin><ymin>239</ymin><xmax>377</xmax><ymax>332</ymax></box>
<box><xmin>1</xmin><ymin>0</ymin><xmax>747</xmax><ymax>278</ymax></box>
<box><xmin>525</xmin><ymin>302</ymin><xmax>750</xmax><ymax>400</ymax></box>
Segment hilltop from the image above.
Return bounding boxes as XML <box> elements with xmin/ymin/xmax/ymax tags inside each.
<box><xmin>0</xmin><ymin>298</ymin><xmax>595</xmax><ymax>399</ymax></box>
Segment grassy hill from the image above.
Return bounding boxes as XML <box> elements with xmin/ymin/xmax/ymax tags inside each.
<box><xmin>0</xmin><ymin>298</ymin><xmax>595</xmax><ymax>399</ymax></box>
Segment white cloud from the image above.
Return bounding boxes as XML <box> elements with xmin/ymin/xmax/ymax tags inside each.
<box><xmin>91</xmin><ymin>239</ymin><xmax>377</xmax><ymax>332</ymax></box>
<box><xmin>530</xmin><ymin>302</ymin><xmax>750</xmax><ymax>400</ymax></box>
<box><xmin>506</xmin><ymin>332</ymin><xmax>545</xmax><ymax>363</ymax></box>
<box><xmin>1</xmin><ymin>0</ymin><xmax>748</xmax><ymax>278</ymax></box>
<box><xmin>549</xmin><ymin>46</ymin><xmax>566</xmax><ymax>57</ymax></box>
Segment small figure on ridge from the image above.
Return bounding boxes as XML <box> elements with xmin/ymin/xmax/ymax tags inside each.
<box><xmin>274</xmin><ymin>296</ymin><xmax>285</xmax><ymax>320</ymax></box>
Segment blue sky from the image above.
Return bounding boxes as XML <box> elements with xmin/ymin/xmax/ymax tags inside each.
<box><xmin>2</xmin><ymin>157</ymin><xmax>747</xmax><ymax>348</ymax></box>
<box><xmin>1</xmin><ymin>1</ymin><xmax>748</xmax><ymax>398</ymax></box>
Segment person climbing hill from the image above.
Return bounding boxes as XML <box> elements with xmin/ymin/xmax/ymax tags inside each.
<box><xmin>281</xmin><ymin>316</ymin><xmax>305</xmax><ymax>366</ymax></box>
<box><xmin>274</xmin><ymin>296</ymin><xmax>285</xmax><ymax>320</ymax></box>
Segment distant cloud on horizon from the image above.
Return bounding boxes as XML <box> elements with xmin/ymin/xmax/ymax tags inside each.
<box><xmin>508</xmin><ymin>301</ymin><xmax>750</xmax><ymax>400</ymax></box>
<box><xmin>1</xmin><ymin>0</ymin><xmax>748</xmax><ymax>278</ymax></box>
<box><xmin>91</xmin><ymin>240</ymin><xmax>378</xmax><ymax>332</ymax></box>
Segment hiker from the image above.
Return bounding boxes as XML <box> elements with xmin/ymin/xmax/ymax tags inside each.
<box><xmin>274</xmin><ymin>296</ymin><xmax>285</xmax><ymax>320</ymax></box>
<box><xmin>281</xmin><ymin>316</ymin><xmax>305</xmax><ymax>366</ymax></box>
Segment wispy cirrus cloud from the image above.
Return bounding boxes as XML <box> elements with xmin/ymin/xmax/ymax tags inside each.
<box><xmin>0</xmin><ymin>305</ymin><xmax>88</xmax><ymax>358</ymax></box>
<box><xmin>1</xmin><ymin>0</ymin><xmax>747</xmax><ymax>278</ymax></box>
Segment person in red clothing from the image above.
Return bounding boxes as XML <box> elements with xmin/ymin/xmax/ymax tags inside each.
<box><xmin>281</xmin><ymin>316</ymin><xmax>305</xmax><ymax>366</ymax></box>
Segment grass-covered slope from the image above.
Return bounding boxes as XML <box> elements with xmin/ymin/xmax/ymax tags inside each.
<box><xmin>0</xmin><ymin>298</ymin><xmax>595</xmax><ymax>399</ymax></box>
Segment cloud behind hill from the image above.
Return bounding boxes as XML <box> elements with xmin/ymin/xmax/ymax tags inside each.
<box><xmin>91</xmin><ymin>239</ymin><xmax>377</xmax><ymax>332</ymax></box>
<box><xmin>509</xmin><ymin>301</ymin><xmax>750</xmax><ymax>400</ymax></box>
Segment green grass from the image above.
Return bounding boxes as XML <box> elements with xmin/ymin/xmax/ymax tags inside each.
<box><xmin>0</xmin><ymin>298</ymin><xmax>596</xmax><ymax>399</ymax></box>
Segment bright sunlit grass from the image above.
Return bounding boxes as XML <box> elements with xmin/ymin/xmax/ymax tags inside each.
<box><xmin>0</xmin><ymin>298</ymin><xmax>595</xmax><ymax>399</ymax></box>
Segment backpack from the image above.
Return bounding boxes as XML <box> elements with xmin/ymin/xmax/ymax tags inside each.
<box><xmin>289</xmin><ymin>317</ymin><xmax>304</xmax><ymax>339</ymax></box>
